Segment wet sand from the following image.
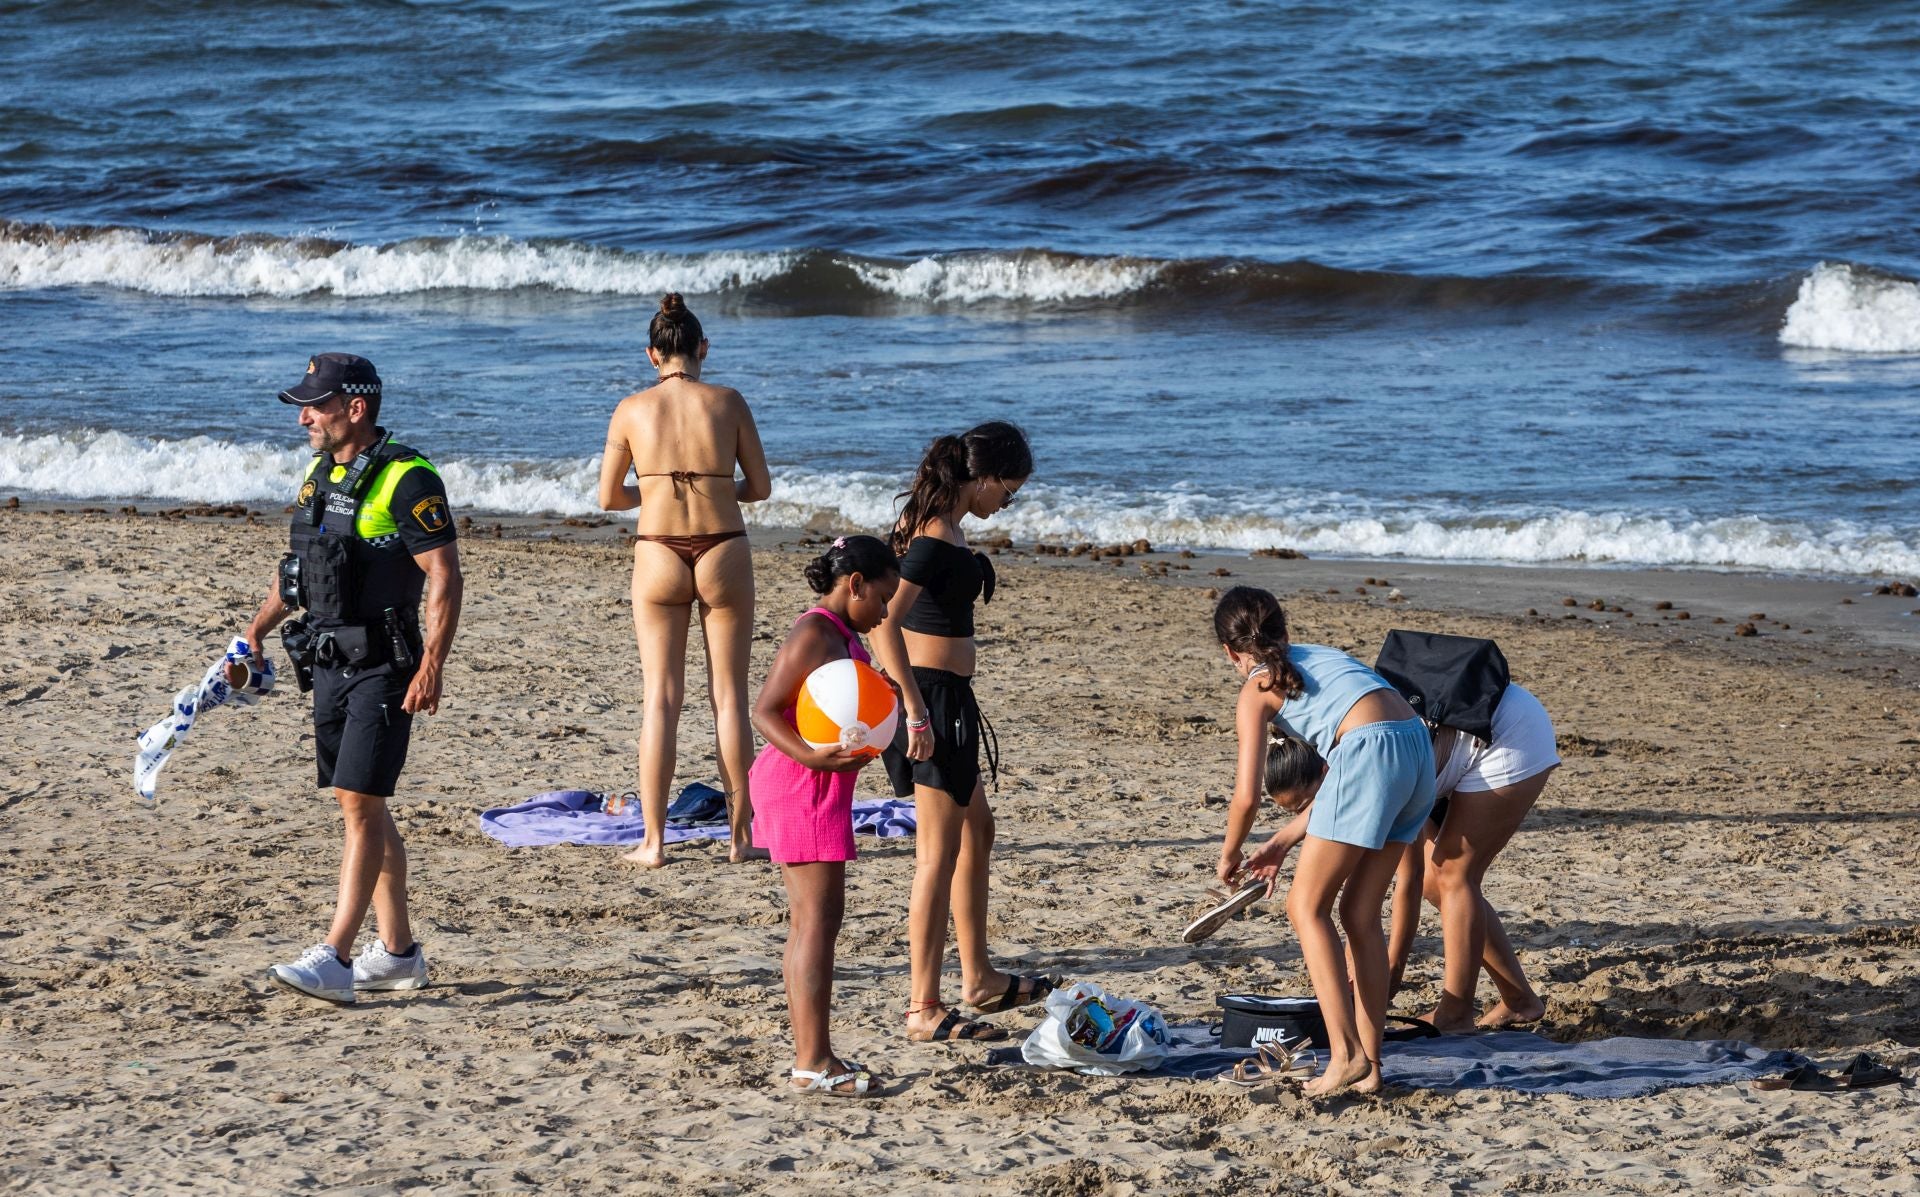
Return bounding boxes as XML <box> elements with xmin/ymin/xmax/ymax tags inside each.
<box><xmin>2</xmin><ymin>507</ymin><xmax>1917</xmax><ymax>1195</ymax></box>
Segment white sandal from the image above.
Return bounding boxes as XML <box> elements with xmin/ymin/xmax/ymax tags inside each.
<box><xmin>790</xmin><ymin>1062</ymin><xmax>875</xmax><ymax>1098</ymax></box>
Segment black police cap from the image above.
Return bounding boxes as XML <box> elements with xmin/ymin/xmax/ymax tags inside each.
<box><xmin>278</xmin><ymin>353</ymin><xmax>382</xmax><ymax>406</ymax></box>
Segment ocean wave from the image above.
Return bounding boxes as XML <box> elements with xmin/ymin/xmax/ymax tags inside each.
<box><xmin>0</xmin><ymin>429</ymin><xmax>606</xmax><ymax>512</ymax></box>
<box><xmin>1778</xmin><ymin>261</ymin><xmax>1920</xmax><ymax>353</ymax></box>
<box><xmin>4</xmin><ymin>431</ymin><xmax>1913</xmax><ymax>577</ymax></box>
<box><xmin>0</xmin><ymin>220</ymin><xmax>1619</xmax><ymax>310</ymax></box>
<box><xmin>762</xmin><ymin>474</ymin><xmax>1920</xmax><ymax>577</ymax></box>
<box><xmin>0</xmin><ymin>222</ymin><xmax>796</xmax><ymax>299</ymax></box>
<box><xmin>846</xmin><ymin>251</ymin><xmax>1163</xmax><ymax>303</ymax></box>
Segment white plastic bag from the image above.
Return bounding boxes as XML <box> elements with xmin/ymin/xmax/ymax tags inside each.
<box><xmin>1019</xmin><ymin>981</ymin><xmax>1170</xmax><ymax>1076</ymax></box>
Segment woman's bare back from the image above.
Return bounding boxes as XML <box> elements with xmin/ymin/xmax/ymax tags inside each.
<box><xmin>600</xmin><ymin>377</ymin><xmax>770</xmax><ymax>537</ymax></box>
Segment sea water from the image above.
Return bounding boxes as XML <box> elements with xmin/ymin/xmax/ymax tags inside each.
<box><xmin>2</xmin><ymin>0</ymin><xmax>1917</xmax><ymax>576</ymax></box>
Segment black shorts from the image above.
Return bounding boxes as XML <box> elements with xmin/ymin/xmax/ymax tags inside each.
<box><xmin>883</xmin><ymin>667</ymin><xmax>996</xmax><ymax>807</ymax></box>
<box><xmin>312</xmin><ymin>660</ymin><xmax>416</xmax><ymax>797</ymax></box>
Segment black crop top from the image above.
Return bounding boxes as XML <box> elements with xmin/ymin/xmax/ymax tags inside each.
<box><xmin>899</xmin><ymin>536</ymin><xmax>996</xmax><ymax>638</ymax></box>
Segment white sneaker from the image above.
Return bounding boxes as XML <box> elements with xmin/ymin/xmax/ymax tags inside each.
<box><xmin>268</xmin><ymin>944</ymin><xmax>356</xmax><ymax>1005</ymax></box>
<box><xmin>353</xmin><ymin>940</ymin><xmax>429</xmax><ymax>991</ymax></box>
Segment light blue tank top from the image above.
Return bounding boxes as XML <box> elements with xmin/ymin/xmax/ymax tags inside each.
<box><xmin>1268</xmin><ymin>643</ymin><xmax>1392</xmax><ymax>754</ymax></box>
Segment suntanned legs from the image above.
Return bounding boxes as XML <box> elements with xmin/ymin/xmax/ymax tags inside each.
<box><xmin>1423</xmin><ymin>768</ymin><xmax>1553</xmax><ymax>1031</ymax></box>
<box><xmin>903</xmin><ymin>779</ymin><xmax>1024</xmax><ymax>1037</ymax></box>
<box><xmin>694</xmin><ymin>538</ymin><xmax>764</xmax><ymax>862</ymax></box>
<box><xmin>783</xmin><ymin>861</ymin><xmax>858</xmax><ymax>1089</ymax></box>
<box><xmin>624</xmin><ymin>542</ymin><xmax>693</xmax><ymax>868</ymax></box>
<box><xmin>323</xmin><ymin>790</ymin><xmax>412</xmax><ymax>958</ymax></box>
<box><xmin>1287</xmin><ymin>835</ymin><xmax>1405</xmax><ymax>1096</ymax></box>
<box><xmin>623</xmin><ymin>537</ymin><xmax>759</xmax><ymax>868</ymax></box>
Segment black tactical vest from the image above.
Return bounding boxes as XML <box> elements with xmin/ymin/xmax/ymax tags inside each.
<box><xmin>284</xmin><ymin>431</ymin><xmax>413</xmax><ymax>625</ymax></box>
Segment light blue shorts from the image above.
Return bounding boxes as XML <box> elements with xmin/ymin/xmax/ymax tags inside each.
<box><xmin>1306</xmin><ymin>717</ymin><xmax>1437</xmax><ymax>850</ymax></box>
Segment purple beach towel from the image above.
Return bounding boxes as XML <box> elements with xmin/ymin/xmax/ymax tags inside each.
<box><xmin>478</xmin><ymin>789</ymin><xmax>916</xmax><ymax>848</ymax></box>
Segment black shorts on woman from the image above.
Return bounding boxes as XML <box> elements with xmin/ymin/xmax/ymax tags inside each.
<box><xmin>882</xmin><ymin>536</ymin><xmax>997</xmax><ymax>807</ymax></box>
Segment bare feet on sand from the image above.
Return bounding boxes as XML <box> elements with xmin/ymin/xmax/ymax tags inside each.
<box><xmin>620</xmin><ymin>844</ymin><xmax>667</xmax><ymax>869</ymax></box>
<box><xmin>728</xmin><ymin>844</ymin><xmax>771</xmax><ymax>863</ymax></box>
<box><xmin>1477</xmin><ymin>997</ymin><xmax>1546</xmax><ymax>1029</ymax></box>
<box><xmin>1302</xmin><ymin>1056</ymin><xmax>1377</xmax><ymax>1097</ymax></box>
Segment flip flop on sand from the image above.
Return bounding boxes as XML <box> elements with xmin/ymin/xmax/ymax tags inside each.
<box><xmin>909</xmin><ymin>1007</ymin><xmax>1007</xmax><ymax>1043</ymax></box>
<box><xmin>968</xmin><ymin>972</ymin><xmax>1060</xmax><ymax>1014</ymax></box>
<box><xmin>1183</xmin><ymin>877</ymin><xmax>1269</xmax><ymax>944</ymax></box>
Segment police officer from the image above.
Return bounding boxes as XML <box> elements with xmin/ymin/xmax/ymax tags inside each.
<box><xmin>239</xmin><ymin>352</ymin><xmax>463</xmax><ymax>1005</ymax></box>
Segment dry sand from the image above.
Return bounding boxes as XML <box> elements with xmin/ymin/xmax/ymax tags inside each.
<box><xmin>3</xmin><ymin>507</ymin><xmax>1918</xmax><ymax>1195</ymax></box>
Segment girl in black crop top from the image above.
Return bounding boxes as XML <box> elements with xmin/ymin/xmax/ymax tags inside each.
<box><xmin>897</xmin><ymin>535</ymin><xmax>996</xmax><ymax>638</ymax></box>
<box><xmin>869</xmin><ymin>421</ymin><xmax>1059</xmax><ymax>1045</ymax></box>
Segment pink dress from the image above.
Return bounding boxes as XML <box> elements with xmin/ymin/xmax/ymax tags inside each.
<box><xmin>749</xmin><ymin>607</ymin><xmax>870</xmax><ymax>864</ymax></box>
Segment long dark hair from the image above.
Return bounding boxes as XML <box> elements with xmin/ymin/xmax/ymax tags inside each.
<box><xmin>1264</xmin><ymin>730</ymin><xmax>1325</xmax><ymax>799</ymax></box>
<box><xmin>1212</xmin><ymin>585</ymin><xmax>1305</xmax><ymax>699</ymax></box>
<box><xmin>649</xmin><ymin>292</ymin><xmax>704</xmax><ymax>359</ymax></box>
<box><xmin>803</xmin><ymin>535</ymin><xmax>899</xmax><ymax>594</ymax></box>
<box><xmin>892</xmin><ymin>420</ymin><xmax>1033</xmax><ymax>552</ymax></box>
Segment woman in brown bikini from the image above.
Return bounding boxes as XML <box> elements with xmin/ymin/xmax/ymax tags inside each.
<box><xmin>598</xmin><ymin>293</ymin><xmax>772</xmax><ymax>868</ymax></box>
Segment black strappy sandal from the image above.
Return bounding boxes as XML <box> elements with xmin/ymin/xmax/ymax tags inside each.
<box><xmin>969</xmin><ymin>973</ymin><xmax>1061</xmax><ymax>1014</ymax></box>
<box><xmin>908</xmin><ymin>1005</ymin><xmax>1008</xmax><ymax>1043</ymax></box>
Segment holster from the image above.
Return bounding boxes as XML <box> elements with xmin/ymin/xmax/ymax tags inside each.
<box><xmin>280</xmin><ymin>618</ymin><xmax>317</xmax><ymax>694</ymax></box>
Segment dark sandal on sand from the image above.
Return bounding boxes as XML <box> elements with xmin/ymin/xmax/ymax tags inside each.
<box><xmin>1753</xmin><ymin>1063</ymin><xmax>1836</xmax><ymax>1092</ymax></box>
<box><xmin>969</xmin><ymin>973</ymin><xmax>1060</xmax><ymax>1015</ymax></box>
<box><xmin>910</xmin><ymin>1007</ymin><xmax>1008</xmax><ymax>1043</ymax></box>
<box><xmin>1837</xmin><ymin>1053</ymin><xmax>1902</xmax><ymax>1090</ymax></box>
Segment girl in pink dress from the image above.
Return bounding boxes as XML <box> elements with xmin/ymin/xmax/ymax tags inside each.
<box><xmin>749</xmin><ymin>535</ymin><xmax>900</xmax><ymax>1097</ymax></box>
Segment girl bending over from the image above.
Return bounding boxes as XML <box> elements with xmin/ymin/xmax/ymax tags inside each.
<box><xmin>1214</xmin><ymin>586</ymin><xmax>1434</xmax><ymax>1096</ymax></box>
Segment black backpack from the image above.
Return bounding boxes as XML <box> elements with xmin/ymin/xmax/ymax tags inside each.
<box><xmin>1373</xmin><ymin>630</ymin><xmax>1510</xmax><ymax>744</ymax></box>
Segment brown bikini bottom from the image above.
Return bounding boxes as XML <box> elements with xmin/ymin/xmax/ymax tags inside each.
<box><xmin>634</xmin><ymin>528</ymin><xmax>747</xmax><ymax>568</ymax></box>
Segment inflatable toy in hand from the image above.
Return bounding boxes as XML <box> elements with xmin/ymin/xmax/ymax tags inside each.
<box><xmin>794</xmin><ymin>659</ymin><xmax>899</xmax><ymax>758</ymax></box>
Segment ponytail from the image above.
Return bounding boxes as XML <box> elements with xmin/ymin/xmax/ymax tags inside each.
<box><xmin>891</xmin><ymin>420</ymin><xmax>1034</xmax><ymax>552</ymax></box>
<box><xmin>892</xmin><ymin>435</ymin><xmax>970</xmax><ymax>553</ymax></box>
<box><xmin>1211</xmin><ymin>585</ymin><xmax>1305</xmax><ymax>699</ymax></box>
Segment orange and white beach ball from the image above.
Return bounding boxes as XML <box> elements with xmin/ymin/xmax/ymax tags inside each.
<box><xmin>794</xmin><ymin>659</ymin><xmax>899</xmax><ymax>758</ymax></box>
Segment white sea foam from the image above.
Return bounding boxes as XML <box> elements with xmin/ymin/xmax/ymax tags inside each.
<box><xmin>5</xmin><ymin>433</ymin><xmax>1913</xmax><ymax>577</ymax></box>
<box><xmin>0</xmin><ymin>223</ymin><xmax>1163</xmax><ymax>304</ymax></box>
<box><xmin>0</xmin><ymin>429</ymin><xmax>608</xmax><ymax>512</ymax></box>
<box><xmin>1779</xmin><ymin>262</ymin><xmax>1920</xmax><ymax>353</ymax></box>
<box><xmin>0</xmin><ymin>225</ymin><xmax>796</xmax><ymax>298</ymax></box>
<box><xmin>847</xmin><ymin>251</ymin><xmax>1162</xmax><ymax>303</ymax></box>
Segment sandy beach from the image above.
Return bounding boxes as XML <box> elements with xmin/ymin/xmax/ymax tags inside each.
<box><xmin>3</xmin><ymin>506</ymin><xmax>1917</xmax><ymax>1195</ymax></box>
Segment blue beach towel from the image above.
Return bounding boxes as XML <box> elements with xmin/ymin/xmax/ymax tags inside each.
<box><xmin>992</xmin><ymin>1024</ymin><xmax>1806</xmax><ymax>1098</ymax></box>
<box><xmin>478</xmin><ymin>788</ymin><xmax>916</xmax><ymax>848</ymax></box>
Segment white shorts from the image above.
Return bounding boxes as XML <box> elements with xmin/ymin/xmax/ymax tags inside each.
<box><xmin>1435</xmin><ymin>683</ymin><xmax>1559</xmax><ymax>795</ymax></box>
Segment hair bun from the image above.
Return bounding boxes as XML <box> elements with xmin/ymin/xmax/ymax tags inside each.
<box><xmin>660</xmin><ymin>292</ymin><xmax>685</xmax><ymax>316</ymax></box>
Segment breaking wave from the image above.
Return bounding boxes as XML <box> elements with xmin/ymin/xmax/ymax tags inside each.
<box><xmin>0</xmin><ymin>219</ymin><xmax>1617</xmax><ymax>311</ymax></box>
<box><xmin>3</xmin><ymin>430</ymin><xmax>1913</xmax><ymax>577</ymax></box>
<box><xmin>1778</xmin><ymin>261</ymin><xmax>1920</xmax><ymax>354</ymax></box>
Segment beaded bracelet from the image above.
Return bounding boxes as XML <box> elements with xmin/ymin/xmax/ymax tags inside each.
<box><xmin>905</xmin><ymin>716</ymin><xmax>931</xmax><ymax>732</ymax></box>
